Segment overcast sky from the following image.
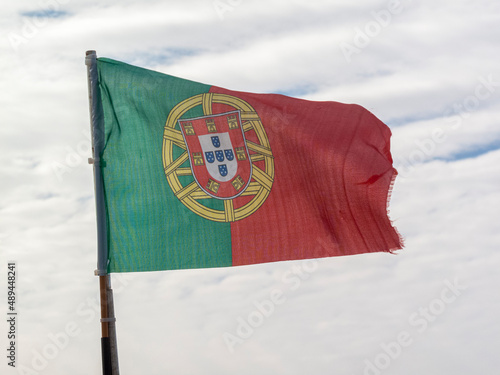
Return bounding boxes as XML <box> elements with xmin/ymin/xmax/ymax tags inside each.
<box><xmin>1</xmin><ymin>0</ymin><xmax>499</xmax><ymax>374</ymax></box>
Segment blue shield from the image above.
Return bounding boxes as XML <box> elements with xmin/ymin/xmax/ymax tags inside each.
<box><xmin>218</xmin><ymin>164</ymin><xmax>228</xmax><ymax>177</ymax></box>
<box><xmin>211</xmin><ymin>136</ymin><xmax>220</xmax><ymax>148</ymax></box>
<box><xmin>205</xmin><ymin>151</ymin><xmax>215</xmax><ymax>164</ymax></box>
<box><xmin>224</xmin><ymin>149</ymin><xmax>234</xmax><ymax>161</ymax></box>
<box><xmin>215</xmin><ymin>150</ymin><xmax>224</xmax><ymax>162</ymax></box>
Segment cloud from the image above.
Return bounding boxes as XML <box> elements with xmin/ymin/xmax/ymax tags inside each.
<box><xmin>1</xmin><ymin>0</ymin><xmax>499</xmax><ymax>374</ymax></box>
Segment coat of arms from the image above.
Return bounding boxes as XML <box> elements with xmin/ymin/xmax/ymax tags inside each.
<box><xmin>162</xmin><ymin>93</ymin><xmax>274</xmax><ymax>222</ymax></box>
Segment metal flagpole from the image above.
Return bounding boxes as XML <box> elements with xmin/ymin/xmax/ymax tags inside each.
<box><xmin>85</xmin><ymin>50</ymin><xmax>120</xmax><ymax>375</ymax></box>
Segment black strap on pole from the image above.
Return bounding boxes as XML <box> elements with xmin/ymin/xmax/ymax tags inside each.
<box><xmin>101</xmin><ymin>337</ymin><xmax>112</xmax><ymax>374</ymax></box>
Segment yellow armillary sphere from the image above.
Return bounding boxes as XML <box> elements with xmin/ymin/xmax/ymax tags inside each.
<box><xmin>162</xmin><ymin>93</ymin><xmax>274</xmax><ymax>222</ymax></box>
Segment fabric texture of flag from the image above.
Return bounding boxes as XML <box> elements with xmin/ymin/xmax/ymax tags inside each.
<box><xmin>95</xmin><ymin>58</ymin><xmax>403</xmax><ymax>273</ymax></box>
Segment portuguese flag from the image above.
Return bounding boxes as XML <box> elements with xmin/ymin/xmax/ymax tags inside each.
<box><xmin>95</xmin><ymin>58</ymin><xmax>402</xmax><ymax>273</ymax></box>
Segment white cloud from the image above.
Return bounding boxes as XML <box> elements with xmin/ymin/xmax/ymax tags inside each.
<box><xmin>1</xmin><ymin>0</ymin><xmax>499</xmax><ymax>374</ymax></box>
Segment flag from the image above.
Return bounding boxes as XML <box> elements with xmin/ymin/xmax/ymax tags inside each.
<box><xmin>95</xmin><ymin>58</ymin><xmax>402</xmax><ymax>273</ymax></box>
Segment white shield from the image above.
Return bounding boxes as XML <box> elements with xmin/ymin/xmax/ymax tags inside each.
<box><xmin>198</xmin><ymin>132</ymin><xmax>237</xmax><ymax>182</ymax></box>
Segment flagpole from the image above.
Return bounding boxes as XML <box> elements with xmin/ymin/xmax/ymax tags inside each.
<box><xmin>85</xmin><ymin>50</ymin><xmax>119</xmax><ymax>375</ymax></box>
